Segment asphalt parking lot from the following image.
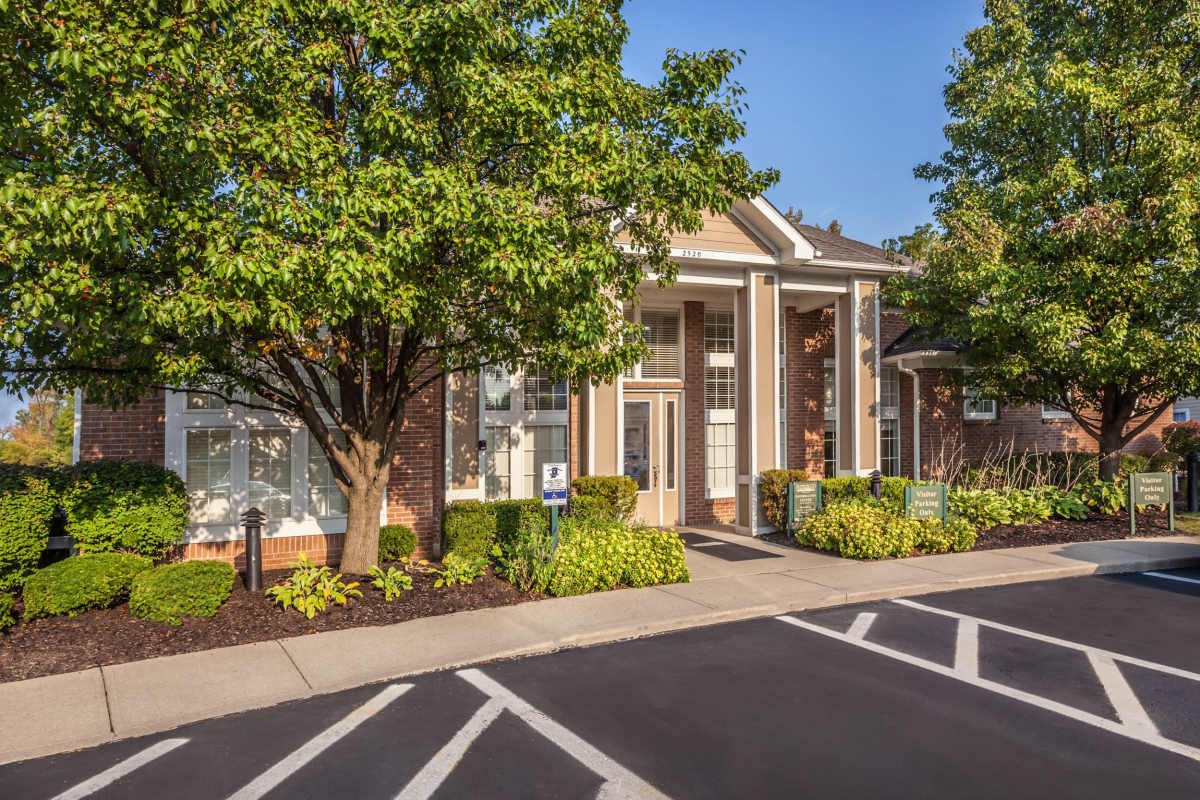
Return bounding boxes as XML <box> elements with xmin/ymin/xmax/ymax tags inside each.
<box><xmin>4</xmin><ymin>568</ymin><xmax>1200</xmax><ymax>799</ymax></box>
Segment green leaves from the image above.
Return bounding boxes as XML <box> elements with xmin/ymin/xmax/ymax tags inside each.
<box><xmin>265</xmin><ymin>553</ymin><xmax>362</xmax><ymax>618</ymax></box>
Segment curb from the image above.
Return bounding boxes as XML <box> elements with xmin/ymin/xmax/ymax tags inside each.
<box><xmin>1</xmin><ymin>546</ymin><xmax>1197</xmax><ymax>766</ymax></box>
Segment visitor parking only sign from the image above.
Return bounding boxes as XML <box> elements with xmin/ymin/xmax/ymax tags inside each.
<box><xmin>542</xmin><ymin>463</ymin><xmax>568</xmax><ymax>507</ymax></box>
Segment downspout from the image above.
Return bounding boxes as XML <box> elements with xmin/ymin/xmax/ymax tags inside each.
<box><xmin>897</xmin><ymin>361</ymin><xmax>920</xmax><ymax>481</ymax></box>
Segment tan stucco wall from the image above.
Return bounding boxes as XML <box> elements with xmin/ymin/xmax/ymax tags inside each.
<box><xmin>448</xmin><ymin>372</ymin><xmax>479</xmax><ymax>491</ymax></box>
<box><xmin>615</xmin><ymin>209</ymin><xmax>773</xmax><ymax>257</ymax></box>
<box><xmin>754</xmin><ymin>274</ymin><xmax>777</xmax><ymax>472</ymax></box>
<box><xmin>837</xmin><ymin>293</ymin><xmax>855</xmax><ymax>472</ymax></box>
<box><xmin>592</xmin><ymin>380</ymin><xmax>618</xmax><ymax>476</ymax></box>
<box><xmin>856</xmin><ymin>281</ymin><xmax>879</xmax><ymax>472</ymax></box>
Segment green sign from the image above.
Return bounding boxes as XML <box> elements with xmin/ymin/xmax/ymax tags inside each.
<box><xmin>787</xmin><ymin>481</ymin><xmax>823</xmax><ymax>531</ymax></box>
<box><xmin>1129</xmin><ymin>472</ymin><xmax>1175</xmax><ymax>535</ymax></box>
<box><xmin>905</xmin><ymin>484</ymin><xmax>947</xmax><ymax>523</ymax></box>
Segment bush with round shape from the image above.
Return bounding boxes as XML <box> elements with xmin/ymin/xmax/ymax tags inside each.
<box><xmin>61</xmin><ymin>461</ymin><xmax>188</xmax><ymax>558</ymax></box>
<box><xmin>797</xmin><ymin>501</ymin><xmax>976</xmax><ymax>560</ymax></box>
<box><xmin>570</xmin><ymin>476</ymin><xmax>638</xmax><ymax>523</ymax></box>
<box><xmin>129</xmin><ymin>560</ymin><xmax>236</xmax><ymax>625</ymax></box>
<box><xmin>22</xmin><ymin>553</ymin><xmax>152</xmax><ymax>620</ymax></box>
<box><xmin>0</xmin><ymin>464</ymin><xmax>58</xmax><ymax>591</ymax></box>
<box><xmin>0</xmin><ymin>592</ymin><xmax>14</xmax><ymax>634</ymax></box>
<box><xmin>378</xmin><ymin>524</ymin><xmax>417</xmax><ymax>562</ymax></box>
<box><xmin>547</xmin><ymin>518</ymin><xmax>689</xmax><ymax>597</ymax></box>
<box><xmin>441</xmin><ymin>501</ymin><xmax>498</xmax><ymax>561</ymax></box>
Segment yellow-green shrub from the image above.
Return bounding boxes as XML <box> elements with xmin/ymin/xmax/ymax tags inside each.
<box><xmin>570</xmin><ymin>476</ymin><xmax>638</xmax><ymax>522</ymax></box>
<box><xmin>797</xmin><ymin>501</ymin><xmax>976</xmax><ymax>560</ymax></box>
<box><xmin>0</xmin><ymin>465</ymin><xmax>58</xmax><ymax>591</ymax></box>
<box><xmin>23</xmin><ymin>553</ymin><xmax>153</xmax><ymax>619</ymax></box>
<box><xmin>547</xmin><ymin>518</ymin><xmax>689</xmax><ymax>597</ymax></box>
<box><xmin>129</xmin><ymin>561</ymin><xmax>236</xmax><ymax>625</ymax></box>
<box><xmin>758</xmin><ymin>469</ymin><xmax>810</xmax><ymax>530</ymax></box>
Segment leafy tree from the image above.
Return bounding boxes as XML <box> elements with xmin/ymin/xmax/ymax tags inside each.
<box><xmin>885</xmin><ymin>0</ymin><xmax>1200</xmax><ymax>480</ymax></box>
<box><xmin>0</xmin><ymin>390</ymin><xmax>72</xmax><ymax>466</ymax></box>
<box><xmin>882</xmin><ymin>222</ymin><xmax>939</xmax><ymax>265</ymax></box>
<box><xmin>782</xmin><ymin>206</ymin><xmax>804</xmax><ymax>225</ymax></box>
<box><xmin>0</xmin><ymin>1</ymin><xmax>775</xmax><ymax>572</ymax></box>
<box><xmin>824</xmin><ymin>219</ymin><xmax>842</xmax><ymax>236</ymax></box>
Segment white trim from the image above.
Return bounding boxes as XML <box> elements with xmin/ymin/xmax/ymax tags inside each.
<box><xmin>779</xmin><ymin>276</ymin><xmax>850</xmax><ymax>294</ymax></box>
<box><xmin>446</xmin><ymin>487</ymin><xmax>484</xmax><ymax>502</ymax></box>
<box><xmin>850</xmin><ymin>280</ymin><xmax>861</xmax><ymax>475</ymax></box>
<box><xmin>743</xmin><ymin>196</ymin><xmax>817</xmax><ymax>262</ymax></box>
<box><xmin>622</xmin><ymin>242</ymin><xmax>778</xmax><ymax>267</ymax></box>
<box><xmin>72</xmin><ymin>388</ymin><xmax>82</xmax><ymax>465</ymax></box>
<box><xmin>1174</xmin><ymin>407</ymin><xmax>1192</xmax><ymax>423</ymax></box>
<box><xmin>773</xmin><ymin>275</ymin><xmax>782</xmax><ymax>469</ymax></box>
<box><xmin>615</xmin><ymin>373</ymin><xmax>624</xmax><ymax>480</ymax></box>
<box><xmin>443</xmin><ymin>377</ymin><xmax>452</xmax><ymax>501</ymax></box>
<box><xmin>808</xmin><ymin>258</ymin><xmax>907</xmax><ymax>273</ymax></box>
<box><xmin>747</xmin><ymin>271</ymin><xmax>758</xmax><ymax>534</ymax></box>
<box><xmin>656</xmin><ymin>393</ymin><xmax>664</xmax><ymax>521</ymax></box>
<box><xmin>477</xmin><ymin>371</ymin><xmax>487</xmax><ymax>490</ymax></box>
<box><xmin>1042</xmin><ymin>404</ymin><xmax>1072</xmax><ymax>420</ymax></box>
<box><xmin>586</xmin><ymin>380</ymin><xmax>596</xmax><ymax>475</ymax></box>
<box><xmin>728</xmin><ymin>205</ymin><xmax>780</xmax><ymax>257</ymax></box>
<box><xmin>873</xmin><ymin>285</ymin><xmax>881</xmax><ymax>473</ymax></box>
<box><xmin>963</xmin><ymin>383</ymin><xmax>997</xmax><ymax>421</ymax></box>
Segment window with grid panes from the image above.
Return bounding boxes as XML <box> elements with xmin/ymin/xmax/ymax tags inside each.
<box><xmin>639</xmin><ymin>309</ymin><xmax>681</xmax><ymax>379</ymax></box>
<box><xmin>307</xmin><ymin>432</ymin><xmax>348</xmax><ymax>517</ymax></box>
<box><xmin>704</xmin><ymin>310</ymin><xmax>736</xmax><ymax>492</ymax></box>
<box><xmin>186</xmin><ymin>429</ymin><xmax>232</xmax><ymax>522</ymax></box>
<box><xmin>522</xmin><ymin>371</ymin><xmax>567</xmax><ymax>411</ymax></box>
<box><xmin>249</xmin><ymin>429</ymin><xmax>292</xmax><ymax>518</ymax></box>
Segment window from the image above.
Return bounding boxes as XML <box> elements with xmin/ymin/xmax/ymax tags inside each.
<box><xmin>705</xmin><ymin>421</ymin><xmax>737</xmax><ymax>491</ymax></box>
<box><xmin>1042</xmin><ymin>405</ymin><xmax>1072</xmax><ymax>420</ymax></box>
<box><xmin>881</xmin><ymin>419</ymin><xmax>900</xmax><ymax>477</ymax></box>
<box><xmin>523</xmin><ymin>424</ymin><xmax>567</xmax><ymax>496</ymax></box>
<box><xmin>484</xmin><ymin>426</ymin><xmax>512</xmax><ymax>500</ymax></box>
<box><xmin>307</xmin><ymin>433</ymin><xmax>348</xmax><ymax>518</ymax></box>
<box><xmin>1176</xmin><ymin>408</ymin><xmax>1192</xmax><ymax>423</ymax></box>
<box><xmin>963</xmin><ymin>386</ymin><xmax>996</xmax><ymax>421</ymax></box>
<box><xmin>639</xmin><ymin>310</ymin><xmax>681</xmax><ymax>379</ymax></box>
<box><xmin>186</xmin><ymin>429</ymin><xmax>232</xmax><ymax>522</ymax></box>
<box><xmin>623</xmin><ymin>402</ymin><xmax>651</xmax><ymax>491</ymax></box>
<box><xmin>704</xmin><ymin>310</ymin><xmax>736</xmax><ymax>493</ymax></box>
<box><xmin>823</xmin><ymin>362</ymin><xmax>837</xmax><ymax>421</ymax></box>
<box><xmin>186</xmin><ymin>391</ymin><xmax>226</xmax><ymax>411</ymax></box>
<box><xmin>523</xmin><ymin>371</ymin><xmax>567</xmax><ymax>412</ymax></box>
<box><xmin>880</xmin><ymin>366</ymin><xmax>900</xmax><ymax>418</ymax></box>
<box><xmin>665</xmin><ymin>399</ymin><xmax>677</xmax><ymax>491</ymax></box>
<box><xmin>823</xmin><ymin>421</ymin><xmax>838</xmax><ymax>478</ymax></box>
<box><xmin>483</xmin><ymin>365</ymin><xmax>511</xmax><ymax>411</ymax></box>
<box><xmin>249</xmin><ymin>429</ymin><xmax>292</xmax><ymax>518</ymax></box>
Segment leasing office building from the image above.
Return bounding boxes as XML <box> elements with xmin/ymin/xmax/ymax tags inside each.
<box><xmin>75</xmin><ymin>198</ymin><xmax>1172</xmax><ymax>564</ymax></box>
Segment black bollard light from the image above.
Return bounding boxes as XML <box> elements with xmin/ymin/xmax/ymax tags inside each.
<box><xmin>869</xmin><ymin>469</ymin><xmax>882</xmax><ymax>501</ymax></box>
<box><xmin>241</xmin><ymin>507</ymin><xmax>266</xmax><ymax>591</ymax></box>
<box><xmin>1187</xmin><ymin>451</ymin><xmax>1200</xmax><ymax>513</ymax></box>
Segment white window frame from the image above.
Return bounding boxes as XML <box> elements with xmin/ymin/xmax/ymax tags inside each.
<box><xmin>1042</xmin><ymin>404</ymin><xmax>1072</xmax><ymax>421</ymax></box>
<box><xmin>626</xmin><ymin>305</ymin><xmax>684</xmax><ymax>381</ymax></box>
<box><xmin>166</xmin><ymin>389</ymin><xmax>348</xmax><ymax>544</ymax></box>
<box><xmin>481</xmin><ymin>366</ymin><xmax>568</xmax><ymax>500</ymax></box>
<box><xmin>963</xmin><ymin>385</ymin><xmax>997</xmax><ymax>421</ymax></box>
<box><xmin>704</xmin><ymin>307</ymin><xmax>736</xmax><ymax>498</ymax></box>
<box><xmin>1174</xmin><ymin>407</ymin><xmax>1191</xmax><ymax>423</ymax></box>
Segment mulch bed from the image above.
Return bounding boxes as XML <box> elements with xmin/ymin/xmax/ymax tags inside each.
<box><xmin>0</xmin><ymin>566</ymin><xmax>541</xmax><ymax>684</ymax></box>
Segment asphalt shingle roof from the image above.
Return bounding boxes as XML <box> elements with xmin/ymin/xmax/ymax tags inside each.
<box><xmin>883</xmin><ymin>327</ymin><xmax>964</xmax><ymax>358</ymax></box>
<box><xmin>791</xmin><ymin>223</ymin><xmax>915</xmax><ymax>268</ymax></box>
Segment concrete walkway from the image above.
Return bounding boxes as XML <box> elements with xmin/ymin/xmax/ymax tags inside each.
<box><xmin>2</xmin><ymin>532</ymin><xmax>1198</xmax><ymax>765</ymax></box>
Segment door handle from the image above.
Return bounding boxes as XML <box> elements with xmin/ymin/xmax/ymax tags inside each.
<box><xmin>653</xmin><ymin>465</ymin><xmax>659</xmax><ymax>488</ymax></box>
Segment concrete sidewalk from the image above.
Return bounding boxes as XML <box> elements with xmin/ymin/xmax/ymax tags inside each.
<box><xmin>2</xmin><ymin>533</ymin><xmax>1198</xmax><ymax>765</ymax></box>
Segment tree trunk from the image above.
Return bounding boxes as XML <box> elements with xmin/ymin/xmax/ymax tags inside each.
<box><xmin>339</xmin><ymin>470</ymin><xmax>389</xmax><ymax>576</ymax></box>
<box><xmin>1098</xmin><ymin>422</ymin><xmax>1126</xmax><ymax>482</ymax></box>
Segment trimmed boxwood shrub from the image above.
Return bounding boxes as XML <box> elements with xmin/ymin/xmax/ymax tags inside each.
<box><xmin>547</xmin><ymin>518</ymin><xmax>689</xmax><ymax>597</ymax></box>
<box><xmin>0</xmin><ymin>592</ymin><xmax>14</xmax><ymax>634</ymax></box>
<box><xmin>378</xmin><ymin>524</ymin><xmax>417</xmax><ymax>561</ymax></box>
<box><xmin>759</xmin><ymin>469</ymin><xmax>810</xmax><ymax>529</ymax></box>
<box><xmin>570</xmin><ymin>476</ymin><xmax>638</xmax><ymax>523</ymax></box>
<box><xmin>796</xmin><ymin>500</ymin><xmax>975</xmax><ymax>560</ymax></box>
<box><xmin>0</xmin><ymin>464</ymin><xmax>59</xmax><ymax>591</ymax></box>
<box><xmin>568</xmin><ymin>494</ymin><xmax>614</xmax><ymax>521</ymax></box>
<box><xmin>23</xmin><ymin>553</ymin><xmax>152</xmax><ymax>620</ymax></box>
<box><xmin>442</xmin><ymin>501</ymin><xmax>498</xmax><ymax>560</ymax></box>
<box><xmin>818</xmin><ymin>476</ymin><xmax>913</xmax><ymax>507</ymax></box>
<box><xmin>62</xmin><ymin>461</ymin><xmax>188</xmax><ymax>558</ymax></box>
<box><xmin>129</xmin><ymin>561</ymin><xmax>236</xmax><ymax>625</ymax></box>
<box><xmin>492</xmin><ymin>499</ymin><xmax>548</xmax><ymax>551</ymax></box>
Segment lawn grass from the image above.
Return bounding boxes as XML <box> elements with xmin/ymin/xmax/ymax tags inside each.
<box><xmin>1175</xmin><ymin>513</ymin><xmax>1200</xmax><ymax>536</ymax></box>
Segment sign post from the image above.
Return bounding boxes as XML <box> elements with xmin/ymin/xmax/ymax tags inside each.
<box><xmin>786</xmin><ymin>480</ymin><xmax>823</xmax><ymax>533</ymax></box>
<box><xmin>1129</xmin><ymin>472</ymin><xmax>1174</xmax><ymax>535</ymax></box>
<box><xmin>905</xmin><ymin>484</ymin><xmax>947</xmax><ymax>524</ymax></box>
<box><xmin>541</xmin><ymin>462</ymin><xmax>568</xmax><ymax>548</ymax></box>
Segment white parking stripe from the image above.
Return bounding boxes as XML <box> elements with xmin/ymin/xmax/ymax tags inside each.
<box><xmin>776</xmin><ymin>615</ymin><xmax>1200</xmax><ymax>764</ymax></box>
<box><xmin>1087</xmin><ymin>652</ymin><xmax>1159</xmax><ymax>737</ymax></box>
<box><xmin>1142</xmin><ymin>571</ymin><xmax>1200</xmax><ymax>586</ymax></box>
<box><xmin>51</xmin><ymin>738</ymin><xmax>188</xmax><ymax>800</ymax></box>
<box><xmin>227</xmin><ymin>683</ymin><xmax>412</xmax><ymax>800</ymax></box>
<box><xmin>846</xmin><ymin>612</ymin><xmax>877</xmax><ymax>640</ymax></box>
<box><xmin>456</xmin><ymin>668</ymin><xmax>672</xmax><ymax>800</ymax></box>
<box><xmin>955</xmin><ymin>618</ymin><xmax>979</xmax><ymax>679</ymax></box>
<box><xmin>893</xmin><ymin>598</ymin><xmax>1200</xmax><ymax>684</ymax></box>
<box><xmin>395</xmin><ymin>698</ymin><xmax>506</xmax><ymax>800</ymax></box>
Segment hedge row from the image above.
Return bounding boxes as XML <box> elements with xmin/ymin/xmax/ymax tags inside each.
<box><xmin>759</xmin><ymin>471</ymin><xmax>915</xmax><ymax>530</ymax></box>
<box><xmin>22</xmin><ymin>552</ymin><xmax>153</xmax><ymax>620</ymax></box>
<box><xmin>129</xmin><ymin>561</ymin><xmax>236</xmax><ymax>625</ymax></box>
<box><xmin>796</xmin><ymin>501</ymin><xmax>976</xmax><ymax>560</ymax></box>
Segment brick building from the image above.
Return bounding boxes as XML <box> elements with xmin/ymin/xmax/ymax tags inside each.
<box><xmin>75</xmin><ymin>198</ymin><xmax>1173</xmax><ymax>564</ymax></box>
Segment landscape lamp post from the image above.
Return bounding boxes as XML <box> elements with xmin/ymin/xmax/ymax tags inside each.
<box><xmin>241</xmin><ymin>507</ymin><xmax>266</xmax><ymax>591</ymax></box>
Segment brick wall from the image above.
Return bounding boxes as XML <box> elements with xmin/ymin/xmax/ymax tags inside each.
<box><xmin>78</xmin><ymin>390</ymin><xmax>166</xmax><ymax>465</ymax></box>
<box><xmin>184</xmin><ymin>534</ymin><xmax>344</xmax><ymax>572</ymax></box>
<box><xmin>683</xmin><ymin>301</ymin><xmax>735</xmax><ymax>526</ymax></box>
<box><xmin>385</xmin><ymin>374</ymin><xmax>445</xmax><ymax>557</ymax></box>
<box><xmin>785</xmin><ymin>307</ymin><xmax>834</xmax><ymax>476</ymax></box>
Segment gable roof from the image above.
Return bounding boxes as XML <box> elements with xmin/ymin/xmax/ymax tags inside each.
<box><xmin>791</xmin><ymin>223</ymin><xmax>915</xmax><ymax>268</ymax></box>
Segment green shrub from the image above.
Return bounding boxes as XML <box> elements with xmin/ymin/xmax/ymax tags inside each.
<box><xmin>493</xmin><ymin>517</ymin><xmax>555</xmax><ymax>593</ymax></box>
<box><xmin>1162</xmin><ymin>422</ymin><xmax>1200</xmax><ymax>460</ymax></box>
<box><xmin>23</xmin><ymin>553</ymin><xmax>152</xmax><ymax>620</ymax></box>
<box><xmin>0</xmin><ymin>592</ymin><xmax>14</xmax><ymax>634</ymax></box>
<box><xmin>820</xmin><ymin>477</ymin><xmax>873</xmax><ymax>504</ymax></box>
<box><xmin>433</xmin><ymin>551</ymin><xmax>489</xmax><ymax>587</ymax></box>
<box><xmin>1036</xmin><ymin>487</ymin><xmax>1089</xmax><ymax>520</ymax></box>
<box><xmin>0</xmin><ymin>464</ymin><xmax>58</xmax><ymax>591</ymax></box>
<box><xmin>367</xmin><ymin>564</ymin><xmax>413</xmax><ymax>600</ymax></box>
<box><xmin>569</xmin><ymin>494</ymin><xmax>618</xmax><ymax>521</ymax></box>
<box><xmin>1078</xmin><ymin>479</ymin><xmax>1128</xmax><ymax>515</ymax></box>
<box><xmin>547</xmin><ymin>518</ymin><xmax>689</xmax><ymax>597</ymax></box>
<box><xmin>378</xmin><ymin>524</ymin><xmax>417</xmax><ymax>562</ymax></box>
<box><xmin>129</xmin><ymin>560</ymin><xmax>235</xmax><ymax>625</ymax></box>
<box><xmin>61</xmin><ymin>461</ymin><xmax>188</xmax><ymax>558</ymax></box>
<box><xmin>948</xmin><ymin>488</ymin><xmax>1011</xmax><ymax>529</ymax></box>
<box><xmin>758</xmin><ymin>469</ymin><xmax>811</xmax><ymax>530</ymax></box>
<box><xmin>265</xmin><ymin>553</ymin><xmax>361</xmax><ymax>619</ymax></box>
<box><xmin>442</xmin><ymin>501</ymin><xmax>498</xmax><ymax>561</ymax></box>
<box><xmin>491</xmin><ymin>499</ymin><xmax>548</xmax><ymax>552</ymax></box>
<box><xmin>796</xmin><ymin>501</ymin><xmax>975</xmax><ymax>560</ymax></box>
<box><xmin>570</xmin><ymin>476</ymin><xmax>638</xmax><ymax>523</ymax></box>
<box><xmin>1119</xmin><ymin>453</ymin><xmax>1150</xmax><ymax>477</ymax></box>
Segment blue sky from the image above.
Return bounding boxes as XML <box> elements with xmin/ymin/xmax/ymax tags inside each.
<box><xmin>0</xmin><ymin>2</ymin><xmax>983</xmax><ymax>428</ymax></box>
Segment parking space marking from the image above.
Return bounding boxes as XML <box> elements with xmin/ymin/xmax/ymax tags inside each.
<box><xmin>893</xmin><ymin>598</ymin><xmax>1200</xmax><ymax>685</ymax></box>
<box><xmin>227</xmin><ymin>682</ymin><xmax>412</xmax><ymax>800</ymax></box>
<box><xmin>50</xmin><ymin>738</ymin><xmax>188</xmax><ymax>800</ymax></box>
<box><xmin>1087</xmin><ymin>652</ymin><xmax>1158</xmax><ymax>737</ymax></box>
<box><xmin>410</xmin><ymin>668</ymin><xmax>671</xmax><ymax>800</ymax></box>
<box><xmin>846</xmin><ymin>612</ymin><xmax>877</xmax><ymax>640</ymax></box>
<box><xmin>779</xmin><ymin>611</ymin><xmax>1200</xmax><ymax>765</ymax></box>
<box><xmin>395</xmin><ymin>698</ymin><xmax>506</xmax><ymax>800</ymax></box>
<box><xmin>954</xmin><ymin>618</ymin><xmax>979</xmax><ymax>678</ymax></box>
<box><xmin>1142</xmin><ymin>571</ymin><xmax>1200</xmax><ymax>586</ymax></box>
